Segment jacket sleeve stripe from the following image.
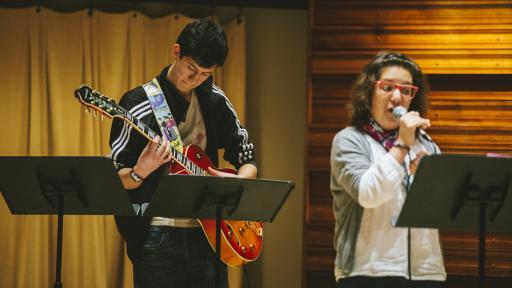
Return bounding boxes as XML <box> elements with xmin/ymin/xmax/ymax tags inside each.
<box><xmin>111</xmin><ymin>120</ymin><xmax>130</xmax><ymax>150</ymax></box>
<box><xmin>131</xmin><ymin>100</ymin><xmax>151</xmax><ymax>113</ymax></box>
<box><xmin>212</xmin><ymin>84</ymin><xmax>254</xmax><ymax>165</ymax></box>
<box><xmin>111</xmin><ymin>102</ymin><xmax>151</xmax><ymax>153</ymax></box>
<box><xmin>112</xmin><ymin>108</ymin><xmax>152</xmax><ymax>161</ymax></box>
<box><xmin>110</xmin><ymin>101</ymin><xmax>152</xmax><ymax>162</ymax></box>
<box><xmin>112</xmin><ymin>125</ymin><xmax>133</xmax><ymax>161</ymax></box>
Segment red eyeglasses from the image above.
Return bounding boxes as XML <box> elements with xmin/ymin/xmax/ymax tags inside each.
<box><xmin>375</xmin><ymin>80</ymin><xmax>419</xmax><ymax>99</ymax></box>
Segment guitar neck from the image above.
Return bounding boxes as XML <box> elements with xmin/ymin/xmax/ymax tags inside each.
<box><xmin>74</xmin><ymin>85</ymin><xmax>206</xmax><ymax>176</ymax></box>
<box><xmin>119</xmin><ymin>111</ymin><xmax>206</xmax><ymax>176</ymax></box>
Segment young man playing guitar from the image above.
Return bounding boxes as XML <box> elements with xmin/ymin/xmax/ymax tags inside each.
<box><xmin>109</xmin><ymin>19</ymin><xmax>257</xmax><ymax>288</ymax></box>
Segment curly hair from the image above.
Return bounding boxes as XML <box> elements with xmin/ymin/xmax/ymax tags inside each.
<box><xmin>350</xmin><ymin>51</ymin><xmax>429</xmax><ymax>129</ymax></box>
<box><xmin>176</xmin><ymin>18</ymin><xmax>228</xmax><ymax>68</ymax></box>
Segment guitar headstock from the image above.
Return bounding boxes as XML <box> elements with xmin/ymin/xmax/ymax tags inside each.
<box><xmin>74</xmin><ymin>85</ymin><xmax>126</xmax><ymax>118</ymax></box>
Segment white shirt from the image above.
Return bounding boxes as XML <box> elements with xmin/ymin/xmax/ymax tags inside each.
<box><xmin>151</xmin><ymin>91</ymin><xmax>207</xmax><ymax>228</ymax></box>
<box><xmin>344</xmin><ymin>134</ymin><xmax>446</xmax><ymax>281</ymax></box>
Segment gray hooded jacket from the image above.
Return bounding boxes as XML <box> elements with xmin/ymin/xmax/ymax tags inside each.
<box><xmin>330</xmin><ymin>126</ymin><xmax>446</xmax><ymax>281</ymax></box>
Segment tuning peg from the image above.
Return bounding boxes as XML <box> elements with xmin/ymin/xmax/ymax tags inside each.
<box><xmin>93</xmin><ymin>110</ymin><xmax>97</xmax><ymax>117</ymax></box>
<box><xmin>85</xmin><ymin>107</ymin><xmax>91</xmax><ymax>113</ymax></box>
<box><xmin>100</xmin><ymin>114</ymin><xmax>104</xmax><ymax>121</ymax></box>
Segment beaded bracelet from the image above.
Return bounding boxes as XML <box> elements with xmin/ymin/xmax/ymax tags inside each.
<box><xmin>393</xmin><ymin>142</ymin><xmax>411</xmax><ymax>152</ymax></box>
<box><xmin>129</xmin><ymin>168</ymin><xmax>144</xmax><ymax>183</ymax></box>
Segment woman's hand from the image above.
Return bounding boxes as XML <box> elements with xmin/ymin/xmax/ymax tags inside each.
<box><xmin>409</xmin><ymin>149</ymin><xmax>429</xmax><ymax>176</ymax></box>
<box><xmin>397</xmin><ymin>111</ymin><xmax>431</xmax><ymax>147</ymax></box>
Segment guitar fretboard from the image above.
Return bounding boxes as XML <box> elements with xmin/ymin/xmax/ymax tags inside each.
<box><xmin>125</xmin><ymin>110</ymin><xmax>207</xmax><ymax>176</ymax></box>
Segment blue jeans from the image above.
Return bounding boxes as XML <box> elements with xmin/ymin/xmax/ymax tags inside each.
<box><xmin>134</xmin><ymin>226</ymin><xmax>227</xmax><ymax>288</ymax></box>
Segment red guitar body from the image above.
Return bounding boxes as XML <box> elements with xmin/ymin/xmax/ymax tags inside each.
<box><xmin>170</xmin><ymin>144</ymin><xmax>263</xmax><ymax>267</ymax></box>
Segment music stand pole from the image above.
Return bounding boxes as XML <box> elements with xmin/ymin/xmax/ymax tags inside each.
<box><xmin>479</xmin><ymin>200</ymin><xmax>486</xmax><ymax>288</ymax></box>
<box><xmin>54</xmin><ymin>194</ymin><xmax>64</xmax><ymax>288</ymax></box>
<box><xmin>203</xmin><ymin>185</ymin><xmax>241</xmax><ymax>288</ymax></box>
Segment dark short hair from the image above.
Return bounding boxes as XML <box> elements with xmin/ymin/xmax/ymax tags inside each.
<box><xmin>176</xmin><ymin>18</ymin><xmax>228</xmax><ymax>68</ymax></box>
<box><xmin>350</xmin><ymin>51</ymin><xmax>429</xmax><ymax>128</ymax></box>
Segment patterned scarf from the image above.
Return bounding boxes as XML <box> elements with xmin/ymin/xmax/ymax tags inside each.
<box><xmin>362</xmin><ymin>119</ymin><xmax>398</xmax><ymax>151</ymax></box>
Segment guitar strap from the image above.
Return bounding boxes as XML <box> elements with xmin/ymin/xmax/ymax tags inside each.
<box><xmin>143</xmin><ymin>78</ymin><xmax>184</xmax><ymax>153</ymax></box>
<box><xmin>143</xmin><ymin>79</ymin><xmax>199</xmax><ymax>226</ymax></box>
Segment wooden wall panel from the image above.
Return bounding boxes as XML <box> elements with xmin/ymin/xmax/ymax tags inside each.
<box><xmin>306</xmin><ymin>0</ymin><xmax>512</xmax><ymax>287</ymax></box>
<box><xmin>311</xmin><ymin>0</ymin><xmax>512</xmax><ymax>74</ymax></box>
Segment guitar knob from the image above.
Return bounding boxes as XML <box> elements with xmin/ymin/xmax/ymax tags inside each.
<box><xmin>241</xmin><ymin>246</ymin><xmax>246</xmax><ymax>254</ymax></box>
<box><xmin>228</xmin><ymin>230</ymin><xmax>232</xmax><ymax>237</ymax></box>
<box><xmin>249</xmin><ymin>244</ymin><xmax>255</xmax><ymax>250</ymax></box>
<box><xmin>239</xmin><ymin>227</ymin><xmax>245</xmax><ymax>234</ymax></box>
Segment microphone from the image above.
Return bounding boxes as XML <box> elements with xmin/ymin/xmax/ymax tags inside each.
<box><xmin>392</xmin><ymin>106</ymin><xmax>421</xmax><ymax>160</ymax></box>
<box><xmin>392</xmin><ymin>106</ymin><xmax>407</xmax><ymax>120</ymax></box>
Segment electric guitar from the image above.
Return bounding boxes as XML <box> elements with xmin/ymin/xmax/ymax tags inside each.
<box><xmin>74</xmin><ymin>85</ymin><xmax>262</xmax><ymax>267</ymax></box>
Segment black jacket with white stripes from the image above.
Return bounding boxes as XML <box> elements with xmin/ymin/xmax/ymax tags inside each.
<box><xmin>109</xmin><ymin>66</ymin><xmax>257</xmax><ymax>262</ymax></box>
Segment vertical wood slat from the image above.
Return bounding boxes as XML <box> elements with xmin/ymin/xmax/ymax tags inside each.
<box><xmin>306</xmin><ymin>0</ymin><xmax>512</xmax><ymax>287</ymax></box>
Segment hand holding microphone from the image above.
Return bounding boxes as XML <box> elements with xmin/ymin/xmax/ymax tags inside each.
<box><xmin>392</xmin><ymin>106</ymin><xmax>431</xmax><ymax>148</ymax></box>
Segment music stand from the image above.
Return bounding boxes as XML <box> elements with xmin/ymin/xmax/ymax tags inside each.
<box><xmin>396</xmin><ymin>155</ymin><xmax>512</xmax><ymax>288</ymax></box>
<box><xmin>143</xmin><ymin>174</ymin><xmax>295</xmax><ymax>288</ymax></box>
<box><xmin>0</xmin><ymin>156</ymin><xmax>135</xmax><ymax>288</ymax></box>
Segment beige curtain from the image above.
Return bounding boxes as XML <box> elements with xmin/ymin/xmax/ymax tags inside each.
<box><xmin>0</xmin><ymin>7</ymin><xmax>245</xmax><ymax>288</ymax></box>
